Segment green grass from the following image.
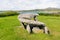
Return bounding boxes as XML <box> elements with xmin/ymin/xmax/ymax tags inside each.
<box><xmin>0</xmin><ymin>15</ymin><xmax>60</xmax><ymax>40</ymax></box>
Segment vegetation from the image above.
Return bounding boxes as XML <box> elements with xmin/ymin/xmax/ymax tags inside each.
<box><xmin>0</xmin><ymin>11</ymin><xmax>19</xmax><ymax>17</ymax></box>
<box><xmin>0</xmin><ymin>15</ymin><xmax>60</xmax><ymax>40</ymax></box>
<box><xmin>38</xmin><ymin>12</ymin><xmax>60</xmax><ymax>16</ymax></box>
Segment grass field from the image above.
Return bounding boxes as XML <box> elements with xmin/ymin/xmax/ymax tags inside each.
<box><xmin>0</xmin><ymin>15</ymin><xmax>60</xmax><ymax>40</ymax></box>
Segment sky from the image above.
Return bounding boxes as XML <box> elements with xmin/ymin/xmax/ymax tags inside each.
<box><xmin>0</xmin><ymin>0</ymin><xmax>60</xmax><ymax>10</ymax></box>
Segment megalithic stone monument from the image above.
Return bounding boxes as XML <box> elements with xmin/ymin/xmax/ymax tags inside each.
<box><xmin>18</xmin><ymin>14</ymin><xmax>50</xmax><ymax>34</ymax></box>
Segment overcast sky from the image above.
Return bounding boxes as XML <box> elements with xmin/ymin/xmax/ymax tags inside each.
<box><xmin>0</xmin><ymin>0</ymin><xmax>60</xmax><ymax>10</ymax></box>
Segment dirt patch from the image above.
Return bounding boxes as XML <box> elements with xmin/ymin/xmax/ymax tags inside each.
<box><xmin>33</xmin><ymin>27</ymin><xmax>43</xmax><ymax>33</ymax></box>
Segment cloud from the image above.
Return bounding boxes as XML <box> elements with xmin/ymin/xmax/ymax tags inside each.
<box><xmin>0</xmin><ymin>0</ymin><xmax>60</xmax><ymax>10</ymax></box>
